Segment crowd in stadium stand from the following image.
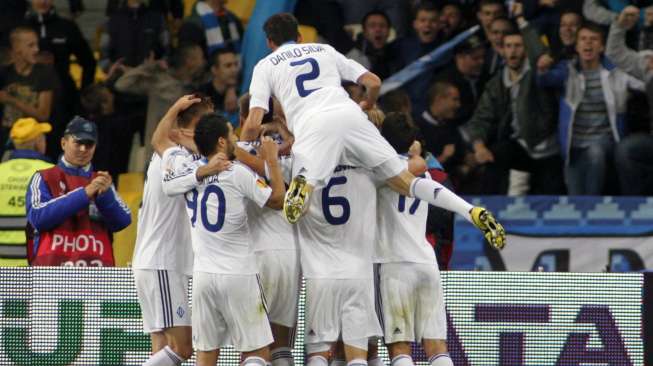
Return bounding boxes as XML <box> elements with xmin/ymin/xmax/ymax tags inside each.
<box><xmin>1</xmin><ymin>0</ymin><xmax>652</xmax><ymax>197</ymax></box>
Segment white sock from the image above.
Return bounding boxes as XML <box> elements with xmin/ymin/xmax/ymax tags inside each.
<box><xmin>271</xmin><ymin>347</ymin><xmax>295</xmax><ymax>366</ymax></box>
<box><xmin>243</xmin><ymin>356</ymin><xmax>268</xmax><ymax>366</ymax></box>
<box><xmin>143</xmin><ymin>346</ymin><xmax>183</xmax><ymax>366</ymax></box>
<box><xmin>429</xmin><ymin>353</ymin><xmax>453</xmax><ymax>366</ymax></box>
<box><xmin>308</xmin><ymin>355</ymin><xmax>329</xmax><ymax>366</ymax></box>
<box><xmin>346</xmin><ymin>359</ymin><xmax>368</xmax><ymax>366</ymax></box>
<box><xmin>390</xmin><ymin>354</ymin><xmax>413</xmax><ymax>366</ymax></box>
<box><xmin>368</xmin><ymin>356</ymin><xmax>384</xmax><ymax>366</ymax></box>
<box><xmin>330</xmin><ymin>358</ymin><xmax>346</xmax><ymax>366</ymax></box>
<box><xmin>409</xmin><ymin>178</ymin><xmax>473</xmax><ymax>222</ymax></box>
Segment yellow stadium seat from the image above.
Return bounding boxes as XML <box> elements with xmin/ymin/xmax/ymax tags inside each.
<box><xmin>111</xmin><ymin>191</ymin><xmax>142</xmax><ymax>267</ymax></box>
<box><xmin>298</xmin><ymin>25</ymin><xmax>318</xmax><ymax>43</ymax></box>
<box><xmin>226</xmin><ymin>0</ymin><xmax>256</xmax><ymax>24</ymax></box>
<box><xmin>118</xmin><ymin>172</ymin><xmax>144</xmax><ymax>194</ymax></box>
<box><xmin>183</xmin><ymin>0</ymin><xmax>196</xmax><ymax>18</ymax></box>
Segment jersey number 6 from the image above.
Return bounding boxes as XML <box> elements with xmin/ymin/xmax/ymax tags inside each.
<box><xmin>185</xmin><ymin>185</ymin><xmax>226</xmax><ymax>232</ymax></box>
<box><xmin>290</xmin><ymin>58</ymin><xmax>321</xmax><ymax>97</ymax></box>
<box><xmin>322</xmin><ymin>176</ymin><xmax>350</xmax><ymax>225</ymax></box>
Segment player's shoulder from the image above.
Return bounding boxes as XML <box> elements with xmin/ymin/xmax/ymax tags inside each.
<box><xmin>230</xmin><ymin>161</ymin><xmax>259</xmax><ymax>179</ymax></box>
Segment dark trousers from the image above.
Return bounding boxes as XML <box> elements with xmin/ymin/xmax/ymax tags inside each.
<box><xmin>480</xmin><ymin>139</ymin><xmax>566</xmax><ymax>195</ymax></box>
<box><xmin>615</xmin><ymin>134</ymin><xmax>653</xmax><ymax>195</ymax></box>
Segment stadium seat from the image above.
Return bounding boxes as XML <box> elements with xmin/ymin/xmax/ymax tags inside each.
<box><xmin>298</xmin><ymin>25</ymin><xmax>318</xmax><ymax>43</ymax></box>
<box><xmin>111</xmin><ymin>191</ymin><xmax>142</xmax><ymax>267</ymax></box>
<box><xmin>117</xmin><ymin>172</ymin><xmax>144</xmax><ymax>193</ymax></box>
<box><xmin>226</xmin><ymin>0</ymin><xmax>256</xmax><ymax>24</ymax></box>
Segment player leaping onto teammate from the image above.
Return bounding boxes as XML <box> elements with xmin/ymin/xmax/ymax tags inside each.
<box><xmin>242</xmin><ymin>13</ymin><xmax>505</xmax><ymax>249</ymax></box>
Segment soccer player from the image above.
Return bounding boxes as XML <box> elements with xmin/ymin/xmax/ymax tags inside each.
<box><xmin>375</xmin><ymin>112</ymin><xmax>456</xmax><ymax>366</ymax></box>
<box><xmin>243</xmin><ymin>13</ymin><xmax>505</xmax><ymax>250</ymax></box>
<box><xmin>181</xmin><ymin>113</ymin><xmax>286</xmax><ymax>366</ymax></box>
<box><xmin>237</xmin><ymin>93</ymin><xmax>299</xmax><ymax>366</ymax></box>
<box><xmin>133</xmin><ymin>95</ymin><xmax>227</xmax><ymax>366</ymax></box>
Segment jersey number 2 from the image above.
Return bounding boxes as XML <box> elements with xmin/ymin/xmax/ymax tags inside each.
<box><xmin>290</xmin><ymin>58</ymin><xmax>321</xmax><ymax>97</ymax></box>
<box><xmin>322</xmin><ymin>176</ymin><xmax>350</xmax><ymax>225</ymax></box>
<box><xmin>185</xmin><ymin>185</ymin><xmax>226</xmax><ymax>232</ymax></box>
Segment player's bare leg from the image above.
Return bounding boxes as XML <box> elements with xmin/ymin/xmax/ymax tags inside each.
<box><xmin>164</xmin><ymin>326</ymin><xmax>193</xmax><ymax>359</ymax></box>
<box><xmin>385</xmin><ymin>170</ymin><xmax>506</xmax><ymax>249</ymax></box>
<box><xmin>196</xmin><ymin>349</ymin><xmax>219</xmax><ymax>366</ymax></box>
<box><xmin>283</xmin><ymin>175</ymin><xmax>313</xmax><ymax>223</ymax></box>
<box><xmin>388</xmin><ymin>342</ymin><xmax>413</xmax><ymax>365</ymax></box>
<box><xmin>143</xmin><ymin>326</ymin><xmax>192</xmax><ymax>365</ymax></box>
<box><xmin>270</xmin><ymin>323</ymin><xmax>295</xmax><ymax>366</ymax></box>
<box><xmin>242</xmin><ymin>346</ymin><xmax>271</xmax><ymax>366</ymax></box>
<box><xmin>307</xmin><ymin>351</ymin><xmax>331</xmax><ymax>366</ymax></box>
<box><xmin>422</xmin><ymin>339</ymin><xmax>453</xmax><ymax>366</ymax></box>
<box><xmin>150</xmin><ymin>332</ymin><xmax>167</xmax><ymax>353</ymax></box>
<box><xmin>343</xmin><ymin>343</ymin><xmax>368</xmax><ymax>364</ymax></box>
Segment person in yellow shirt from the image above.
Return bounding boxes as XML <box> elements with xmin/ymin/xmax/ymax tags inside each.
<box><xmin>0</xmin><ymin>117</ymin><xmax>52</xmax><ymax>266</ymax></box>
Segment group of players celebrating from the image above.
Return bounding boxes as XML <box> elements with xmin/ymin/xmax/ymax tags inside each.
<box><xmin>132</xmin><ymin>12</ymin><xmax>506</xmax><ymax>366</ymax></box>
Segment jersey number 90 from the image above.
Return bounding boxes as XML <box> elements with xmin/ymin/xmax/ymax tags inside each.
<box><xmin>185</xmin><ymin>186</ymin><xmax>226</xmax><ymax>232</ymax></box>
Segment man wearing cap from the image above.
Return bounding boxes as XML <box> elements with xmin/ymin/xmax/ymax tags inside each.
<box><xmin>0</xmin><ymin>118</ymin><xmax>53</xmax><ymax>266</ymax></box>
<box><xmin>25</xmin><ymin>116</ymin><xmax>131</xmax><ymax>266</ymax></box>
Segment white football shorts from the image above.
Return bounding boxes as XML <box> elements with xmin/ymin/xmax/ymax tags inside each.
<box><xmin>255</xmin><ymin>250</ymin><xmax>301</xmax><ymax>328</ymax></box>
<box><xmin>191</xmin><ymin>271</ymin><xmax>273</xmax><ymax>352</ymax></box>
<box><xmin>378</xmin><ymin>262</ymin><xmax>447</xmax><ymax>344</ymax></box>
<box><xmin>133</xmin><ymin>269</ymin><xmax>191</xmax><ymax>333</ymax></box>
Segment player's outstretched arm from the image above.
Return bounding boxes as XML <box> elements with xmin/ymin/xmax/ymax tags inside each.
<box><xmin>357</xmin><ymin>71</ymin><xmax>382</xmax><ymax>110</ymax></box>
<box><xmin>259</xmin><ymin>137</ymin><xmax>286</xmax><ymax>210</ymax></box>
<box><xmin>240</xmin><ymin>107</ymin><xmax>266</xmax><ymax>141</ymax></box>
<box><xmin>151</xmin><ymin>95</ymin><xmax>201</xmax><ymax>156</ymax></box>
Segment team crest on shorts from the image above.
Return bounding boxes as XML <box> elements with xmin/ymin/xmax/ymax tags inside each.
<box><xmin>177</xmin><ymin>306</ymin><xmax>185</xmax><ymax>318</ymax></box>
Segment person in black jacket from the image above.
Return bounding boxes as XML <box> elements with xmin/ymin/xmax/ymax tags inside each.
<box><xmin>24</xmin><ymin>0</ymin><xmax>96</xmax><ymax>121</ymax></box>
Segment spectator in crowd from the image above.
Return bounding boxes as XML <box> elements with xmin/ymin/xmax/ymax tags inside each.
<box><xmin>416</xmin><ymin>81</ymin><xmax>466</xmax><ymax>171</ymax></box>
<box><xmin>440</xmin><ymin>2</ymin><xmax>466</xmax><ymax>40</ymax></box>
<box><xmin>0</xmin><ymin>0</ymin><xmax>28</xmax><ymax>53</ymax></box>
<box><xmin>198</xmin><ymin>48</ymin><xmax>239</xmax><ymax>125</ymax></box>
<box><xmin>346</xmin><ymin>10</ymin><xmax>395</xmax><ymax>80</ymax></box>
<box><xmin>465</xmin><ymin>10</ymin><xmax>563</xmax><ymax>195</ymax></box>
<box><xmin>0</xmin><ymin>118</ymin><xmax>53</xmax><ymax>266</ymax></box>
<box><xmin>391</xmin><ymin>1</ymin><xmax>444</xmax><ymax>118</ymax></box>
<box><xmin>485</xmin><ymin>17</ymin><xmax>516</xmax><ymax>77</ymax></box>
<box><xmin>338</xmin><ymin>0</ymin><xmax>411</xmax><ymax>38</ymax></box>
<box><xmin>114</xmin><ymin>43</ymin><xmax>206</xmax><ymax>160</ymax></box>
<box><xmin>80</xmin><ymin>83</ymin><xmax>131</xmax><ymax>180</ymax></box>
<box><xmin>179</xmin><ymin>0</ymin><xmax>244</xmax><ymax>56</ymax></box>
<box><xmin>606</xmin><ymin>6</ymin><xmax>653</xmax><ymax>195</ymax></box>
<box><xmin>391</xmin><ymin>1</ymin><xmax>443</xmax><ymax>70</ymax></box>
<box><xmin>433</xmin><ymin>35</ymin><xmax>487</xmax><ymax>127</ymax></box>
<box><xmin>537</xmin><ymin>22</ymin><xmax>643</xmax><ymax>195</ymax></box>
<box><xmin>24</xmin><ymin>0</ymin><xmax>96</xmax><ymax>118</ymax></box>
<box><xmin>26</xmin><ymin>116</ymin><xmax>131</xmax><ymax>266</ymax></box>
<box><xmin>476</xmin><ymin>0</ymin><xmax>506</xmax><ymax>40</ymax></box>
<box><xmin>552</xmin><ymin>11</ymin><xmax>583</xmax><ymax>61</ymax></box>
<box><xmin>0</xmin><ymin>27</ymin><xmax>54</xmax><ymax>158</ymax></box>
<box><xmin>105</xmin><ymin>0</ymin><xmax>169</xmax><ymax>68</ymax></box>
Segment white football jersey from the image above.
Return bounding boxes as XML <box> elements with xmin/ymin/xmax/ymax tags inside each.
<box><xmin>298</xmin><ymin>165</ymin><xmax>376</xmax><ymax>279</ymax></box>
<box><xmin>375</xmin><ymin>158</ymin><xmax>437</xmax><ymax>265</ymax></box>
<box><xmin>237</xmin><ymin>141</ymin><xmax>295</xmax><ymax>252</ymax></box>
<box><xmin>249</xmin><ymin>42</ymin><xmax>368</xmax><ymax>134</ymax></box>
<box><xmin>132</xmin><ymin>151</ymin><xmax>195</xmax><ymax>275</ymax></box>
<box><xmin>186</xmin><ymin>162</ymin><xmax>272</xmax><ymax>275</ymax></box>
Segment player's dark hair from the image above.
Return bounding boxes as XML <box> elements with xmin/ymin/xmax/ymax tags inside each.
<box><xmin>381</xmin><ymin>112</ymin><xmax>417</xmax><ymax>154</ymax></box>
<box><xmin>178</xmin><ymin>93</ymin><xmax>214</xmax><ymax>128</ymax></box>
<box><xmin>362</xmin><ymin>10</ymin><xmax>391</xmax><ymax>29</ymax></box>
<box><xmin>193</xmin><ymin>113</ymin><xmax>230</xmax><ymax>157</ymax></box>
<box><xmin>263</xmin><ymin>13</ymin><xmax>299</xmax><ymax>46</ymax></box>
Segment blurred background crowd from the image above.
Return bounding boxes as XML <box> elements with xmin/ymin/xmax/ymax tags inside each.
<box><xmin>1</xmin><ymin>0</ymin><xmax>652</xmax><ymax>198</ymax></box>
